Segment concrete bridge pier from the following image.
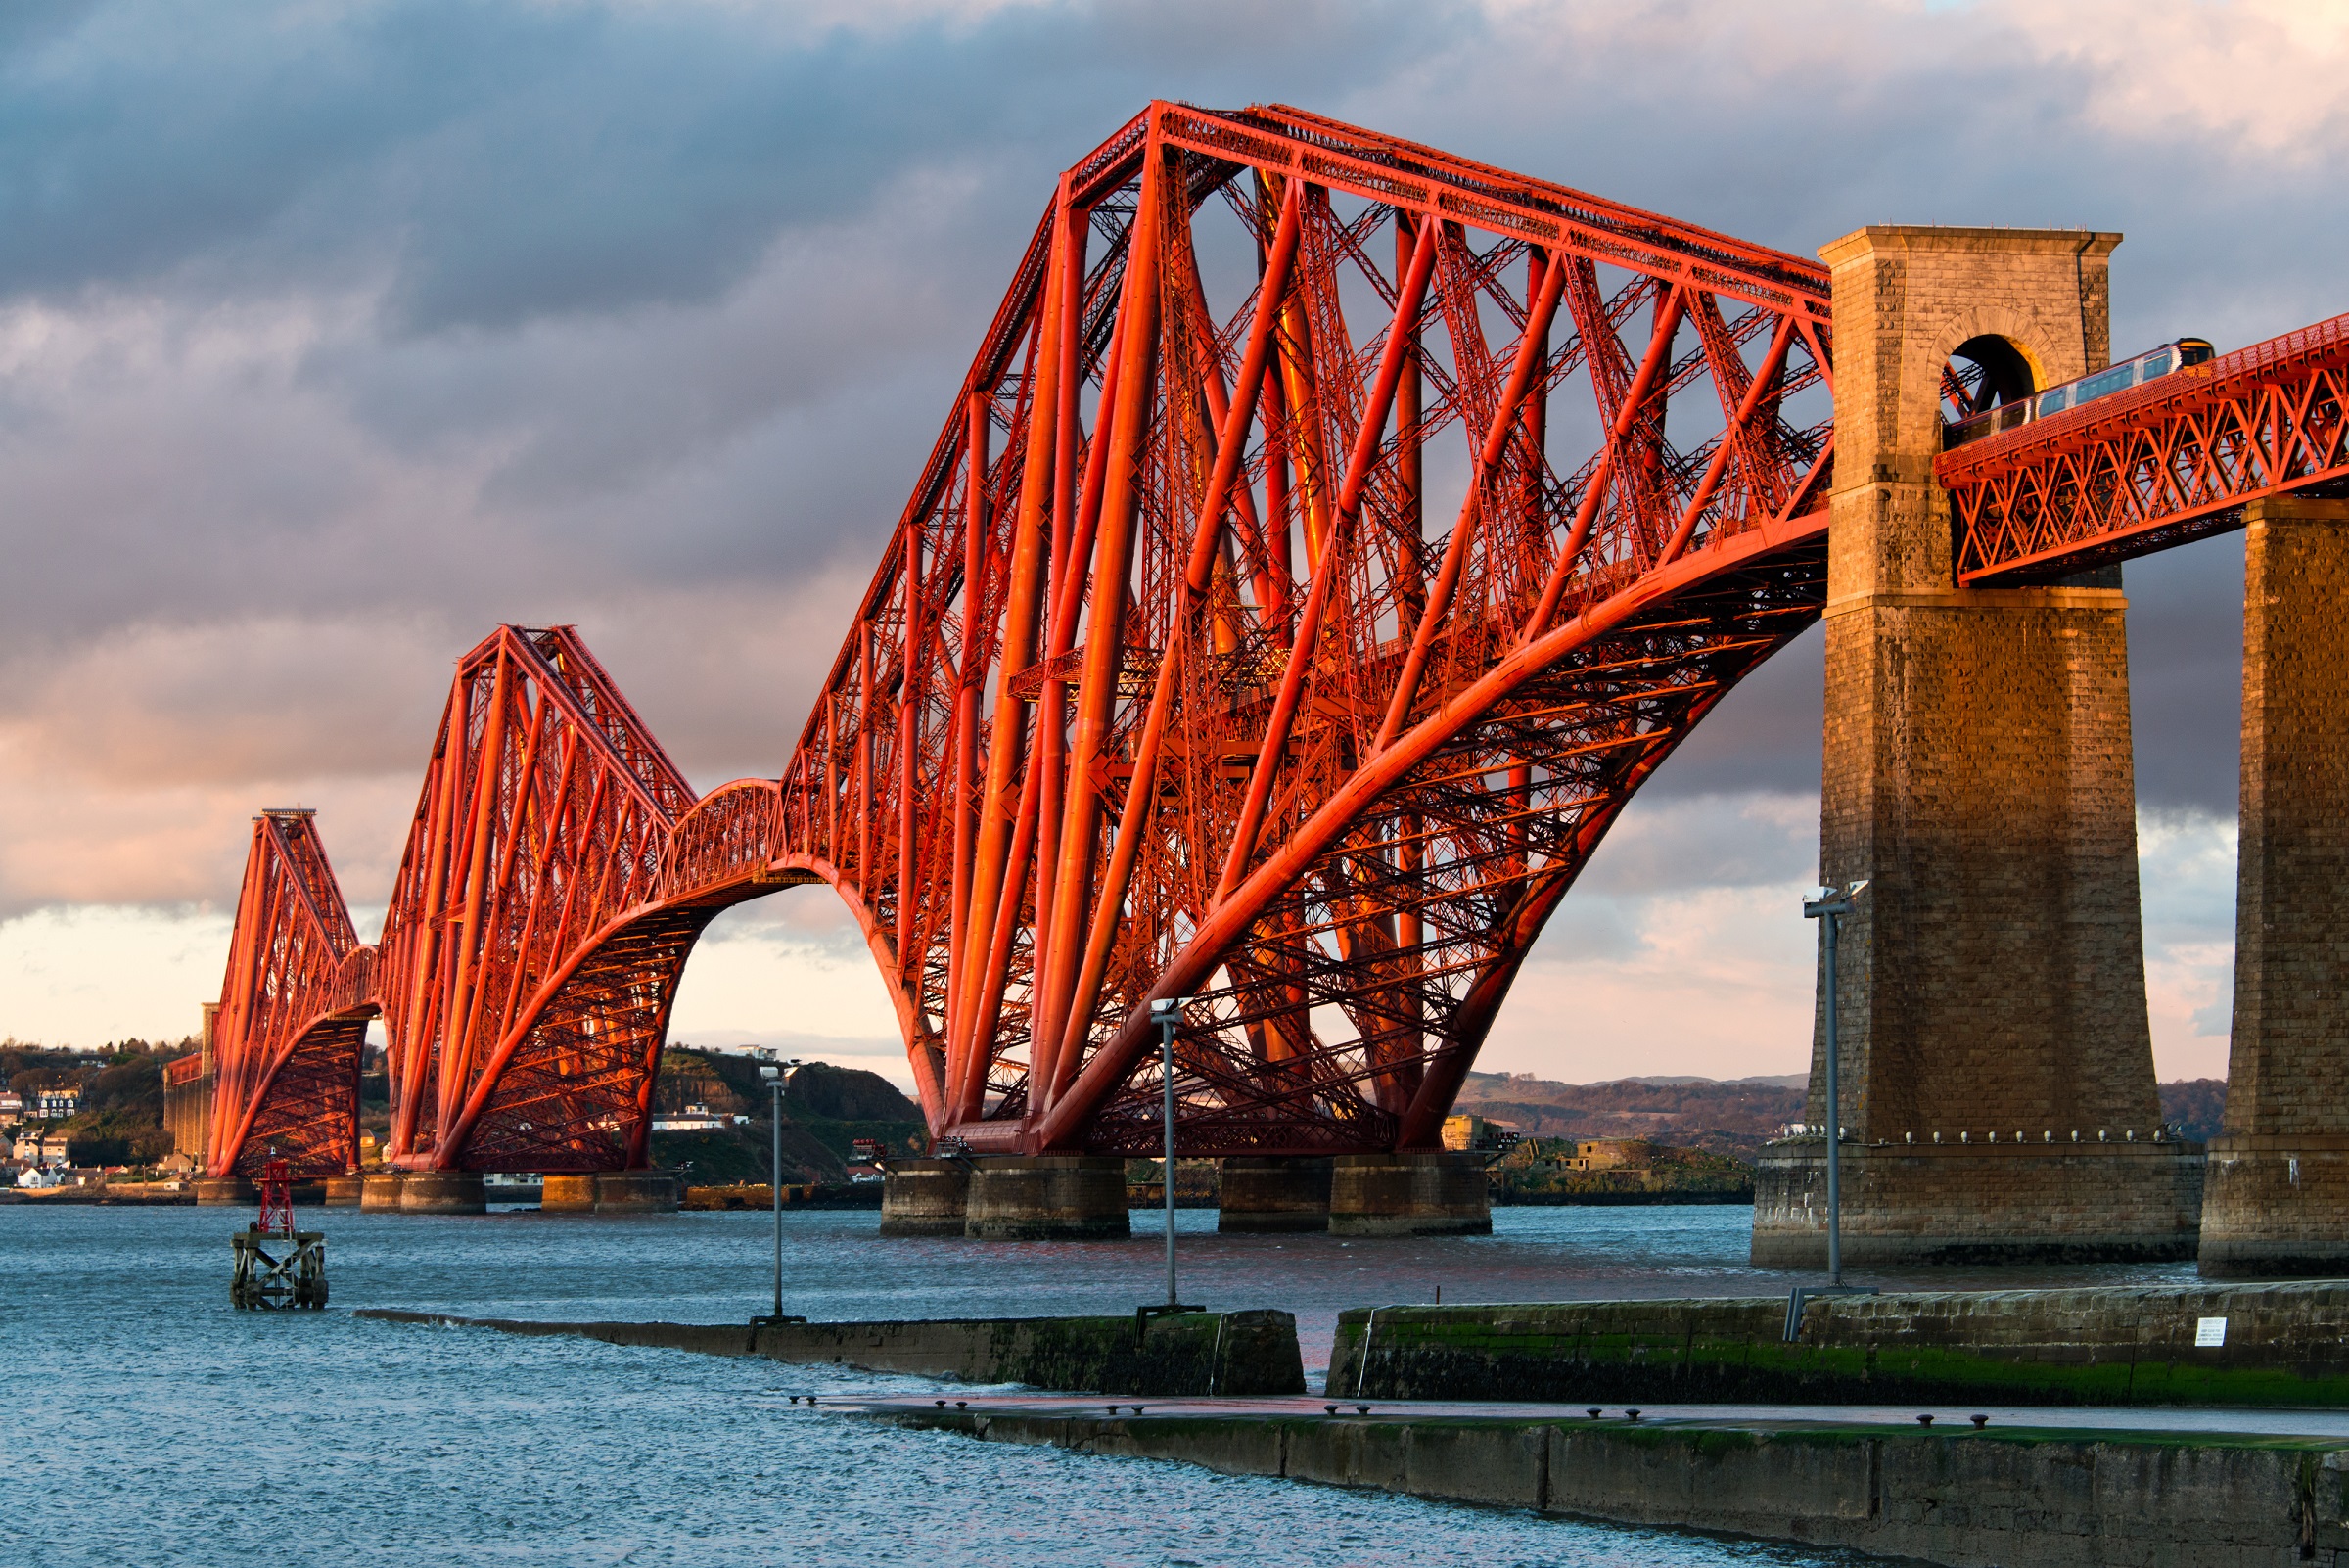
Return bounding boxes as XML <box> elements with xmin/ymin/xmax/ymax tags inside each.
<box><xmin>963</xmin><ymin>1156</ymin><xmax>1129</xmax><ymax>1240</ymax></box>
<box><xmin>398</xmin><ymin>1172</ymin><xmax>486</xmax><ymax>1215</ymax></box>
<box><xmin>322</xmin><ymin>1175</ymin><xmax>364</xmax><ymax>1206</ymax></box>
<box><xmin>1328</xmin><ymin>1153</ymin><xmax>1491</xmax><ymax>1236</ymax></box>
<box><xmin>541</xmin><ymin>1174</ymin><xmax>598</xmax><ymax>1213</ymax></box>
<box><xmin>359</xmin><ymin>1172</ymin><xmax>405</xmax><ymax>1211</ymax></box>
<box><xmin>879</xmin><ymin>1158</ymin><xmax>972</xmax><ymax>1235</ymax></box>
<box><xmin>194</xmin><ymin>1176</ymin><xmax>256</xmax><ymax>1206</ymax></box>
<box><xmin>1752</xmin><ymin>225</ymin><xmax>2199</xmax><ymax>1267</ymax></box>
<box><xmin>590</xmin><ymin>1172</ymin><xmax>677</xmax><ymax>1214</ymax></box>
<box><xmin>2200</xmin><ymin>498</ymin><xmax>2349</xmax><ymax>1277</ymax></box>
<box><xmin>1217</xmin><ymin>1157</ymin><xmax>1333</xmax><ymax>1232</ymax></box>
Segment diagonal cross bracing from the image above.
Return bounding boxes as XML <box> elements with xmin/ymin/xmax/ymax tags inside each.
<box><xmin>1942</xmin><ymin>310</ymin><xmax>2349</xmax><ymax>584</ymax></box>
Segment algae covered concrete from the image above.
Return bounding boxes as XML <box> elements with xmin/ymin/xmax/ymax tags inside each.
<box><xmin>852</xmin><ymin>1395</ymin><xmax>2349</xmax><ymax>1568</ymax></box>
<box><xmin>1327</xmin><ymin>1283</ymin><xmax>2349</xmax><ymax>1407</ymax></box>
<box><xmin>354</xmin><ymin>1306</ymin><xmax>1305</xmax><ymax>1397</ymax></box>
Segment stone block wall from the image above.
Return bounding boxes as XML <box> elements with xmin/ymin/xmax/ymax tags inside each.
<box><xmin>162</xmin><ymin>1070</ymin><xmax>212</xmax><ymax>1161</ymax></box>
<box><xmin>355</xmin><ymin>1306</ymin><xmax>1308</xmax><ymax>1397</ymax></box>
<box><xmin>1817</xmin><ymin>585</ymin><xmax>2160</xmax><ymax>1140</ymax></box>
<box><xmin>1758</xmin><ymin>225</ymin><xmax>2189</xmax><ymax>1265</ymax></box>
<box><xmin>888</xmin><ymin>1402</ymin><xmax>2349</xmax><ymax>1568</ymax></box>
<box><xmin>2202</xmin><ymin>497</ymin><xmax>2349</xmax><ymax>1276</ymax></box>
<box><xmin>1329</xmin><ymin>1281</ymin><xmax>2349</xmax><ymax>1407</ymax></box>
<box><xmin>1754</xmin><ymin>1142</ymin><xmax>2201</xmax><ymax>1267</ymax></box>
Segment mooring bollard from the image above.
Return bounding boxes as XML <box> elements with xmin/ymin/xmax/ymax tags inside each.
<box><xmin>230</xmin><ymin>1154</ymin><xmax>329</xmax><ymax>1311</ymax></box>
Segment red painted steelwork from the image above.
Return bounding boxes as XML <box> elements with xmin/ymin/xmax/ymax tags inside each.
<box><xmin>256</xmin><ymin>1157</ymin><xmax>295</xmax><ymax>1235</ymax></box>
<box><xmin>1943</xmin><ymin>310</ymin><xmax>2349</xmax><ymax>585</ymax></box>
<box><xmin>374</xmin><ymin>625</ymin><xmax>732</xmax><ymax>1175</ymax></box>
<box><xmin>204</xmin><ymin>810</ymin><xmax>372</xmax><ymax>1178</ymax></box>
<box><xmin>777</xmin><ymin>102</ymin><xmax>1836</xmax><ymax>1156</ymax></box>
<box><xmin>205</xmin><ymin>102</ymin><xmax>1841</xmax><ymax>1175</ymax></box>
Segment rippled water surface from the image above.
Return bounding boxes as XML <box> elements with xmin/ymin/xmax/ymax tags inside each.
<box><xmin>7</xmin><ymin>1202</ymin><xmax>2188</xmax><ymax>1566</ymax></box>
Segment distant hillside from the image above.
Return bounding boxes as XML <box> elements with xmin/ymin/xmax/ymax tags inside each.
<box><xmin>1460</xmin><ymin>1072</ymin><xmax>2234</xmax><ymax>1158</ymax></box>
<box><xmin>653</xmin><ymin>1049</ymin><xmax>926</xmax><ymax>1183</ymax></box>
<box><xmin>1455</xmin><ymin>1072</ymin><xmax>1804</xmax><ymax>1159</ymax></box>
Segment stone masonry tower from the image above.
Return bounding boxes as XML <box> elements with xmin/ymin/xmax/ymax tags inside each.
<box><xmin>2199</xmin><ymin>497</ymin><xmax>2349</xmax><ymax>1276</ymax></box>
<box><xmin>1751</xmin><ymin>227</ymin><xmax>2202</xmax><ymax>1267</ymax></box>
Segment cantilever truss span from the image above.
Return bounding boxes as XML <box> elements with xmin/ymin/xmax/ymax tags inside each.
<box><xmin>211</xmin><ymin>101</ymin><xmax>1856</xmax><ymax>1173</ymax></box>
<box><xmin>797</xmin><ymin>103</ymin><xmax>1840</xmax><ymax>1156</ymax></box>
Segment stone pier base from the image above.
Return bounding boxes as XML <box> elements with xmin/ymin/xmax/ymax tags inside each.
<box><xmin>360</xmin><ymin>1173</ymin><xmax>405</xmax><ymax>1212</ymax></box>
<box><xmin>880</xmin><ymin>1159</ymin><xmax>971</xmax><ymax>1236</ymax></box>
<box><xmin>2200</xmin><ymin>1138</ymin><xmax>2349</xmax><ymax>1278</ymax></box>
<box><xmin>322</xmin><ymin>1175</ymin><xmax>364</xmax><ymax>1207</ymax></box>
<box><xmin>398</xmin><ymin>1172</ymin><xmax>487</xmax><ymax>1215</ymax></box>
<box><xmin>194</xmin><ymin>1176</ymin><xmax>257</xmax><ymax>1206</ymax></box>
<box><xmin>1328</xmin><ymin>1152</ymin><xmax>1491</xmax><ymax>1237</ymax></box>
<box><xmin>535</xmin><ymin>1172</ymin><xmax>675</xmax><ymax>1214</ymax></box>
<box><xmin>591</xmin><ymin>1172</ymin><xmax>677</xmax><ymax>1214</ymax></box>
<box><xmin>964</xmin><ymin>1156</ymin><xmax>1128</xmax><ymax>1240</ymax></box>
<box><xmin>2198</xmin><ymin>500</ymin><xmax>2349</xmax><ymax>1280</ymax></box>
<box><xmin>1217</xmin><ymin>1157</ymin><xmax>1332</xmax><ymax>1233</ymax></box>
<box><xmin>1751</xmin><ymin>1140</ymin><xmax>2202</xmax><ymax>1267</ymax></box>
<box><xmin>541</xmin><ymin>1174</ymin><xmax>598</xmax><ymax>1214</ymax></box>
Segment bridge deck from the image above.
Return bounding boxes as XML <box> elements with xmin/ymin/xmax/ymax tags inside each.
<box><xmin>1939</xmin><ymin>309</ymin><xmax>2349</xmax><ymax>584</ymax></box>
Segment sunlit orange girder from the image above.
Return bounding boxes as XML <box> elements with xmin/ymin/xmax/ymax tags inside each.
<box><xmin>773</xmin><ymin>102</ymin><xmax>1841</xmax><ymax>1156</ymax></box>
<box><xmin>202</xmin><ymin>101</ymin><xmax>1865</xmax><ymax>1176</ymax></box>
<box><xmin>203</xmin><ymin>809</ymin><xmax>373</xmax><ymax>1177</ymax></box>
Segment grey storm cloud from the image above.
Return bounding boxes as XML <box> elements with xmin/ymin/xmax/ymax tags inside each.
<box><xmin>0</xmin><ymin>0</ymin><xmax>1445</xmax><ymax>328</ymax></box>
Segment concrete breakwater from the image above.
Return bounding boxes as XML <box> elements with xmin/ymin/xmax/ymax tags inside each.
<box><xmin>1330</xmin><ymin>1283</ymin><xmax>2349</xmax><ymax>1407</ymax></box>
<box><xmin>353</xmin><ymin>1307</ymin><xmax>1305</xmax><ymax>1397</ymax></box>
<box><xmin>851</xmin><ymin>1395</ymin><xmax>2349</xmax><ymax>1568</ymax></box>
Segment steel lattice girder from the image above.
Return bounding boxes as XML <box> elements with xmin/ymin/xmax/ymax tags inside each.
<box><xmin>1941</xmin><ymin>309</ymin><xmax>2349</xmax><ymax>585</ymax></box>
<box><xmin>775</xmin><ymin>101</ymin><xmax>1839</xmax><ymax>1155</ymax></box>
<box><xmin>370</xmin><ymin>625</ymin><xmax>715</xmax><ymax>1173</ymax></box>
<box><xmin>206</xmin><ymin>810</ymin><xmax>373</xmax><ymax>1177</ymax></box>
<box><xmin>205</xmin><ymin>628</ymin><xmax>795</xmax><ymax>1178</ymax></box>
<box><xmin>207</xmin><ymin>101</ymin><xmax>1849</xmax><ymax>1176</ymax></box>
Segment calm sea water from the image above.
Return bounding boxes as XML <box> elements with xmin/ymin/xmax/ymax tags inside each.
<box><xmin>4</xmin><ymin>1202</ymin><xmax>2188</xmax><ymax>1567</ymax></box>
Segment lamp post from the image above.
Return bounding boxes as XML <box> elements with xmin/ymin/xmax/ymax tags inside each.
<box><xmin>1145</xmin><ymin>997</ymin><xmax>1196</xmax><ymax>1315</ymax></box>
<box><xmin>756</xmin><ymin>1056</ymin><xmax>801</xmax><ymax>1326</ymax></box>
<box><xmin>1801</xmin><ymin>882</ymin><xmax>1867</xmax><ymax>1289</ymax></box>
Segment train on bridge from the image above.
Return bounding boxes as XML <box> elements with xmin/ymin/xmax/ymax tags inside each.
<box><xmin>1944</xmin><ymin>336</ymin><xmax>2214</xmax><ymax>447</ymax></box>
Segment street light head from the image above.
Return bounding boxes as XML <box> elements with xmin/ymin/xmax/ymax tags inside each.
<box><xmin>1847</xmin><ymin>879</ymin><xmax>1870</xmax><ymax>897</ymax></box>
<box><xmin>759</xmin><ymin>1065</ymin><xmax>780</xmax><ymax>1083</ymax></box>
<box><xmin>786</xmin><ymin>1058</ymin><xmax>803</xmax><ymax>1068</ymax></box>
<box><xmin>1148</xmin><ymin>996</ymin><xmax>1190</xmax><ymax>1023</ymax></box>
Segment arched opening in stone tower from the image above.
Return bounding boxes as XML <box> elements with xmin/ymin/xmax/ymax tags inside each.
<box><xmin>1942</xmin><ymin>334</ymin><xmax>2038</xmax><ymax>424</ymax></box>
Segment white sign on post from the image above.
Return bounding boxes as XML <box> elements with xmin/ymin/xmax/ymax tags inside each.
<box><xmin>2194</xmin><ymin>1316</ymin><xmax>2228</xmax><ymax>1348</ymax></box>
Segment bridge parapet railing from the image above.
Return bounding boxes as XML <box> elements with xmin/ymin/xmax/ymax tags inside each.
<box><xmin>661</xmin><ymin>778</ymin><xmax>787</xmax><ymax>901</ymax></box>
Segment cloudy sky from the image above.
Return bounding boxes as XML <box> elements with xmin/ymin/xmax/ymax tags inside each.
<box><xmin>4</xmin><ymin>0</ymin><xmax>2340</xmax><ymax>1085</ymax></box>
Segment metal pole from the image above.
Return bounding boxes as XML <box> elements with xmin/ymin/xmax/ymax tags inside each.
<box><xmin>1821</xmin><ymin>904</ymin><xmax>1841</xmax><ymax>1289</ymax></box>
<box><xmin>771</xmin><ymin>1077</ymin><xmax>785</xmax><ymax>1322</ymax></box>
<box><xmin>1162</xmin><ymin>1015</ymin><xmax>1177</xmax><ymax>1307</ymax></box>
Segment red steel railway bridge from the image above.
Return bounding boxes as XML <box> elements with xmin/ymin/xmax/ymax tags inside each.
<box><xmin>193</xmin><ymin>104</ymin><xmax>2349</xmax><ymax>1265</ymax></box>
